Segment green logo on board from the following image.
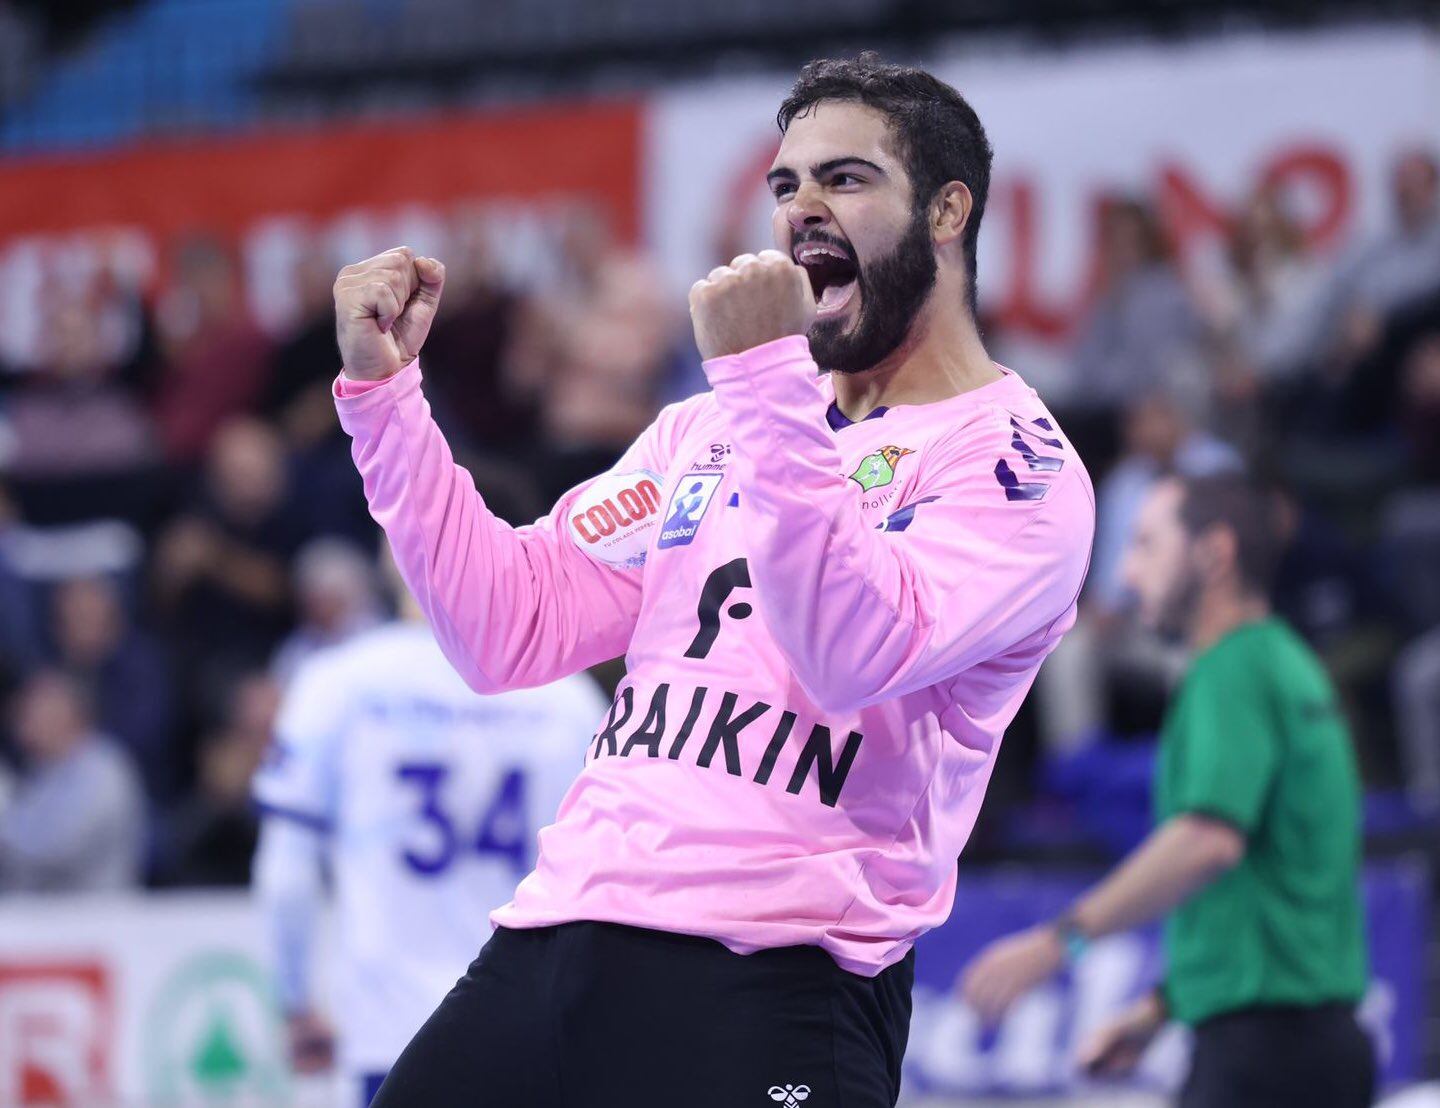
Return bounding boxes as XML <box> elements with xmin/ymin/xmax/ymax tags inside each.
<box><xmin>144</xmin><ymin>951</ymin><xmax>288</xmax><ymax>1104</ymax></box>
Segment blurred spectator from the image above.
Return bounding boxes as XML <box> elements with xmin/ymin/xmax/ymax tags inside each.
<box><xmin>264</xmin><ymin>245</ymin><xmax>373</xmax><ymax>543</ymax></box>
<box><xmin>1295</xmin><ymin>289</ymin><xmax>1440</xmax><ymax>505</ymax></box>
<box><xmin>50</xmin><ymin>575</ymin><xmax>176</xmax><ymax>801</ymax></box>
<box><xmin>0</xmin><ymin>484</ymin><xmax>43</xmax><ymax>686</ymax></box>
<box><xmin>516</xmin><ymin>212</ymin><xmax>676</xmax><ymax>502</ymax></box>
<box><xmin>0</xmin><ymin>277</ymin><xmax>164</xmax><ymax>527</ymax></box>
<box><xmin>1200</xmin><ymin>187</ymin><xmax>1331</xmax><ymax>421</ymax></box>
<box><xmin>416</xmin><ymin>209</ymin><xmax>542</xmax><ymax>456</ymax></box>
<box><xmin>1062</xmin><ymin>197</ymin><xmax>1208</xmax><ymax>473</ymax></box>
<box><xmin>2</xmin><ymin>283</ymin><xmax>156</xmax><ymax>481</ymax></box>
<box><xmin>1036</xmin><ymin>386</ymin><xmax>1241</xmax><ymax>756</ymax></box>
<box><xmin>0</xmin><ymin>669</ymin><xmax>144</xmax><ymax>891</ymax></box>
<box><xmin>1369</xmin><ymin>320</ymin><xmax>1440</xmax><ymax>640</ymax></box>
<box><xmin>1086</xmin><ymin>385</ymin><xmax>1241</xmax><ymax>620</ymax></box>
<box><xmin>153</xmin><ymin>235</ymin><xmax>273</xmax><ymax>463</ymax></box>
<box><xmin>265</xmin><ymin>247</ymin><xmax>345</xmax><ymax>455</ymax></box>
<box><xmin>1270</xmin><ymin>490</ymin><xmax>1371</xmax><ymax>649</ymax></box>
<box><xmin>271</xmin><ymin>538</ymin><xmax>383</xmax><ymax>687</ymax></box>
<box><xmin>156</xmin><ymin>672</ymin><xmax>278</xmax><ymax>886</ymax></box>
<box><xmin>1394</xmin><ymin>626</ymin><xmax>1440</xmax><ymax>813</ymax></box>
<box><xmin>1398</xmin><ymin>330</ymin><xmax>1440</xmax><ymax>484</ymax></box>
<box><xmin>153</xmin><ymin>418</ymin><xmax>305</xmax><ymax>717</ymax></box>
<box><xmin>1325</xmin><ymin>149</ymin><xmax>1440</xmax><ymax>366</ymax></box>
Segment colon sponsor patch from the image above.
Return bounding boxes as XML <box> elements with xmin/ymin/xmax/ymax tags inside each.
<box><xmin>568</xmin><ymin>469</ymin><xmax>665</xmax><ymax>570</ymax></box>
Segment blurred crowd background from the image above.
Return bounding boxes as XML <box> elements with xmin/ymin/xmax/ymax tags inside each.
<box><xmin>2</xmin><ymin>0</ymin><xmax>1439</xmax><ymax>1101</ymax></box>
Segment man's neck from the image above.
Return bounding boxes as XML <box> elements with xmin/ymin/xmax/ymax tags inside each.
<box><xmin>35</xmin><ymin>737</ymin><xmax>86</xmax><ymax>770</ymax></box>
<box><xmin>1188</xmin><ymin>589</ymin><xmax>1271</xmax><ymax>654</ymax></box>
<box><xmin>829</xmin><ymin>303</ymin><xmax>1002</xmax><ymax>421</ymax></box>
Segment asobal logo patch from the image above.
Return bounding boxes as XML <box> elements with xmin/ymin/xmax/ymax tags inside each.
<box><xmin>848</xmin><ymin>446</ymin><xmax>913</xmax><ymax>492</ymax></box>
<box><xmin>658</xmin><ymin>473</ymin><xmax>723</xmax><ymax>549</ymax></box>
<box><xmin>144</xmin><ymin>951</ymin><xmax>287</xmax><ymax>1105</ymax></box>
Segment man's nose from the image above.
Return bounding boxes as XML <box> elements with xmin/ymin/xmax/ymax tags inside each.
<box><xmin>785</xmin><ymin>183</ymin><xmax>831</xmax><ymax>231</ymax></box>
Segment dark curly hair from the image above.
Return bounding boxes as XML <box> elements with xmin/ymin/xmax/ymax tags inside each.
<box><xmin>777</xmin><ymin>52</ymin><xmax>994</xmax><ymax>317</ymax></box>
<box><xmin>1178</xmin><ymin>474</ymin><xmax>1281</xmax><ymax>597</ymax></box>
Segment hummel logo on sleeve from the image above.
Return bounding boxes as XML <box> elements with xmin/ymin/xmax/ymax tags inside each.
<box><xmin>993</xmin><ymin>416</ymin><xmax>1066</xmax><ymax>502</ymax></box>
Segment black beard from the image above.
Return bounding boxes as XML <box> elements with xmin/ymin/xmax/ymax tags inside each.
<box><xmin>1154</xmin><ymin>558</ymin><xmax>1205</xmax><ymax>642</ymax></box>
<box><xmin>807</xmin><ymin>203</ymin><xmax>938</xmax><ymax>376</ymax></box>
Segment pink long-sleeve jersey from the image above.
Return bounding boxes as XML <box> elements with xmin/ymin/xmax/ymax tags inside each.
<box><xmin>335</xmin><ymin>334</ymin><xmax>1094</xmax><ymax>976</ymax></box>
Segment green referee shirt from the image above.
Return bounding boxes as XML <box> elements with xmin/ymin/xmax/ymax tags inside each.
<box><xmin>1156</xmin><ymin>616</ymin><xmax>1367</xmax><ymax>1025</ymax></box>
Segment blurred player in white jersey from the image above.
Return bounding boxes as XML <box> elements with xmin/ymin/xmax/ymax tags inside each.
<box><xmin>251</xmin><ymin>553</ymin><xmax>608</xmax><ymax>1104</ymax></box>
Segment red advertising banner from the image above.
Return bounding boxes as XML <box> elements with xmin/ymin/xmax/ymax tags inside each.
<box><xmin>0</xmin><ymin>101</ymin><xmax>641</xmax><ymax>242</ymax></box>
<box><xmin>0</xmin><ymin>100</ymin><xmax>643</xmax><ymax>363</ymax></box>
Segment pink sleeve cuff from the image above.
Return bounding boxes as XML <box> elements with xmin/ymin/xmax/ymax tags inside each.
<box><xmin>333</xmin><ymin>359</ymin><xmax>420</xmax><ymax>401</ymax></box>
<box><xmin>700</xmin><ymin>334</ymin><xmax>815</xmax><ymax>390</ymax></box>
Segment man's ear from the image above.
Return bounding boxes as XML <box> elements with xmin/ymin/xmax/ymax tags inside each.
<box><xmin>932</xmin><ymin>181</ymin><xmax>973</xmax><ymax>247</ymax></box>
<box><xmin>1194</xmin><ymin>525</ymin><xmax>1238</xmax><ymax>587</ymax></box>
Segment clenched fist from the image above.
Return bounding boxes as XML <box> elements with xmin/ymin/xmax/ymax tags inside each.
<box><xmin>334</xmin><ymin>246</ymin><xmax>446</xmax><ymax>381</ymax></box>
<box><xmin>689</xmin><ymin>250</ymin><xmax>817</xmax><ymax>361</ymax></box>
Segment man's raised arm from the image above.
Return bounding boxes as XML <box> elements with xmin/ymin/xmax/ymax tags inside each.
<box><xmin>331</xmin><ymin>247</ymin><xmax>671</xmax><ymax>692</ymax></box>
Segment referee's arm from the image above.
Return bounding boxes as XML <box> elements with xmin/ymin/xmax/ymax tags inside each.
<box><xmin>1062</xmin><ymin>813</ymin><xmax>1244</xmax><ymax>937</ymax></box>
<box><xmin>962</xmin><ymin>814</ymin><xmax>1243</xmax><ymax>1022</ymax></box>
<box><xmin>964</xmin><ymin>648</ymin><xmax>1273</xmax><ymax>1023</ymax></box>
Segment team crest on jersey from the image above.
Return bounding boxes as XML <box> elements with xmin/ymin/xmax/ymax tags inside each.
<box><xmin>848</xmin><ymin>445</ymin><xmax>913</xmax><ymax>492</ymax></box>
<box><xmin>658</xmin><ymin>473</ymin><xmax>724</xmax><ymax>549</ymax></box>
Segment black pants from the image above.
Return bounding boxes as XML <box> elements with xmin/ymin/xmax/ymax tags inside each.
<box><xmin>1180</xmin><ymin>1003</ymin><xmax>1376</xmax><ymax>1108</ymax></box>
<box><xmin>372</xmin><ymin>921</ymin><xmax>914</xmax><ymax>1107</ymax></box>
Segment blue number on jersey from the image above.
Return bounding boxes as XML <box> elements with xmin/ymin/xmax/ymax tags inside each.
<box><xmin>394</xmin><ymin>763</ymin><xmax>458</xmax><ymax>876</ymax></box>
<box><xmin>473</xmin><ymin>768</ymin><xmax>529</xmax><ymax>874</ymax></box>
<box><xmin>394</xmin><ymin>763</ymin><xmax>531</xmax><ymax>878</ymax></box>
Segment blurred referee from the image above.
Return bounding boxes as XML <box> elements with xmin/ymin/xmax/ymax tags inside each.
<box><xmin>962</xmin><ymin>473</ymin><xmax>1374</xmax><ymax>1107</ymax></box>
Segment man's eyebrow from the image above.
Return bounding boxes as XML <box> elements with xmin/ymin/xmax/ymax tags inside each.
<box><xmin>765</xmin><ymin>156</ymin><xmax>888</xmax><ymax>185</ymax></box>
<box><xmin>813</xmin><ymin>156</ymin><xmax>887</xmax><ymax>178</ymax></box>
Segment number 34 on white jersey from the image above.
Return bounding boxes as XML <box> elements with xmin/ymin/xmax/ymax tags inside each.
<box><xmin>252</xmin><ymin>620</ymin><xmax>608</xmax><ymax>1073</ymax></box>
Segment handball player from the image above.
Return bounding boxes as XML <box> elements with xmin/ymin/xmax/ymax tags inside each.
<box><xmin>331</xmin><ymin>53</ymin><xmax>1095</xmax><ymax>1107</ymax></box>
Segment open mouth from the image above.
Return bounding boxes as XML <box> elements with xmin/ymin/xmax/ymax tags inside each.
<box><xmin>794</xmin><ymin>240</ymin><xmax>859</xmax><ymax>318</ymax></box>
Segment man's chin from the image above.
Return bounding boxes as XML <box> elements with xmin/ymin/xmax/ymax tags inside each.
<box><xmin>1148</xmin><ymin>608</ymin><xmax>1192</xmax><ymax>645</ymax></box>
<box><xmin>809</xmin><ymin>302</ymin><xmax>859</xmax><ymax>339</ymax></box>
<box><xmin>808</xmin><ymin>319</ymin><xmax>850</xmax><ymax>344</ymax></box>
<box><xmin>807</xmin><ymin>312</ymin><xmax>860</xmax><ymax>371</ymax></box>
